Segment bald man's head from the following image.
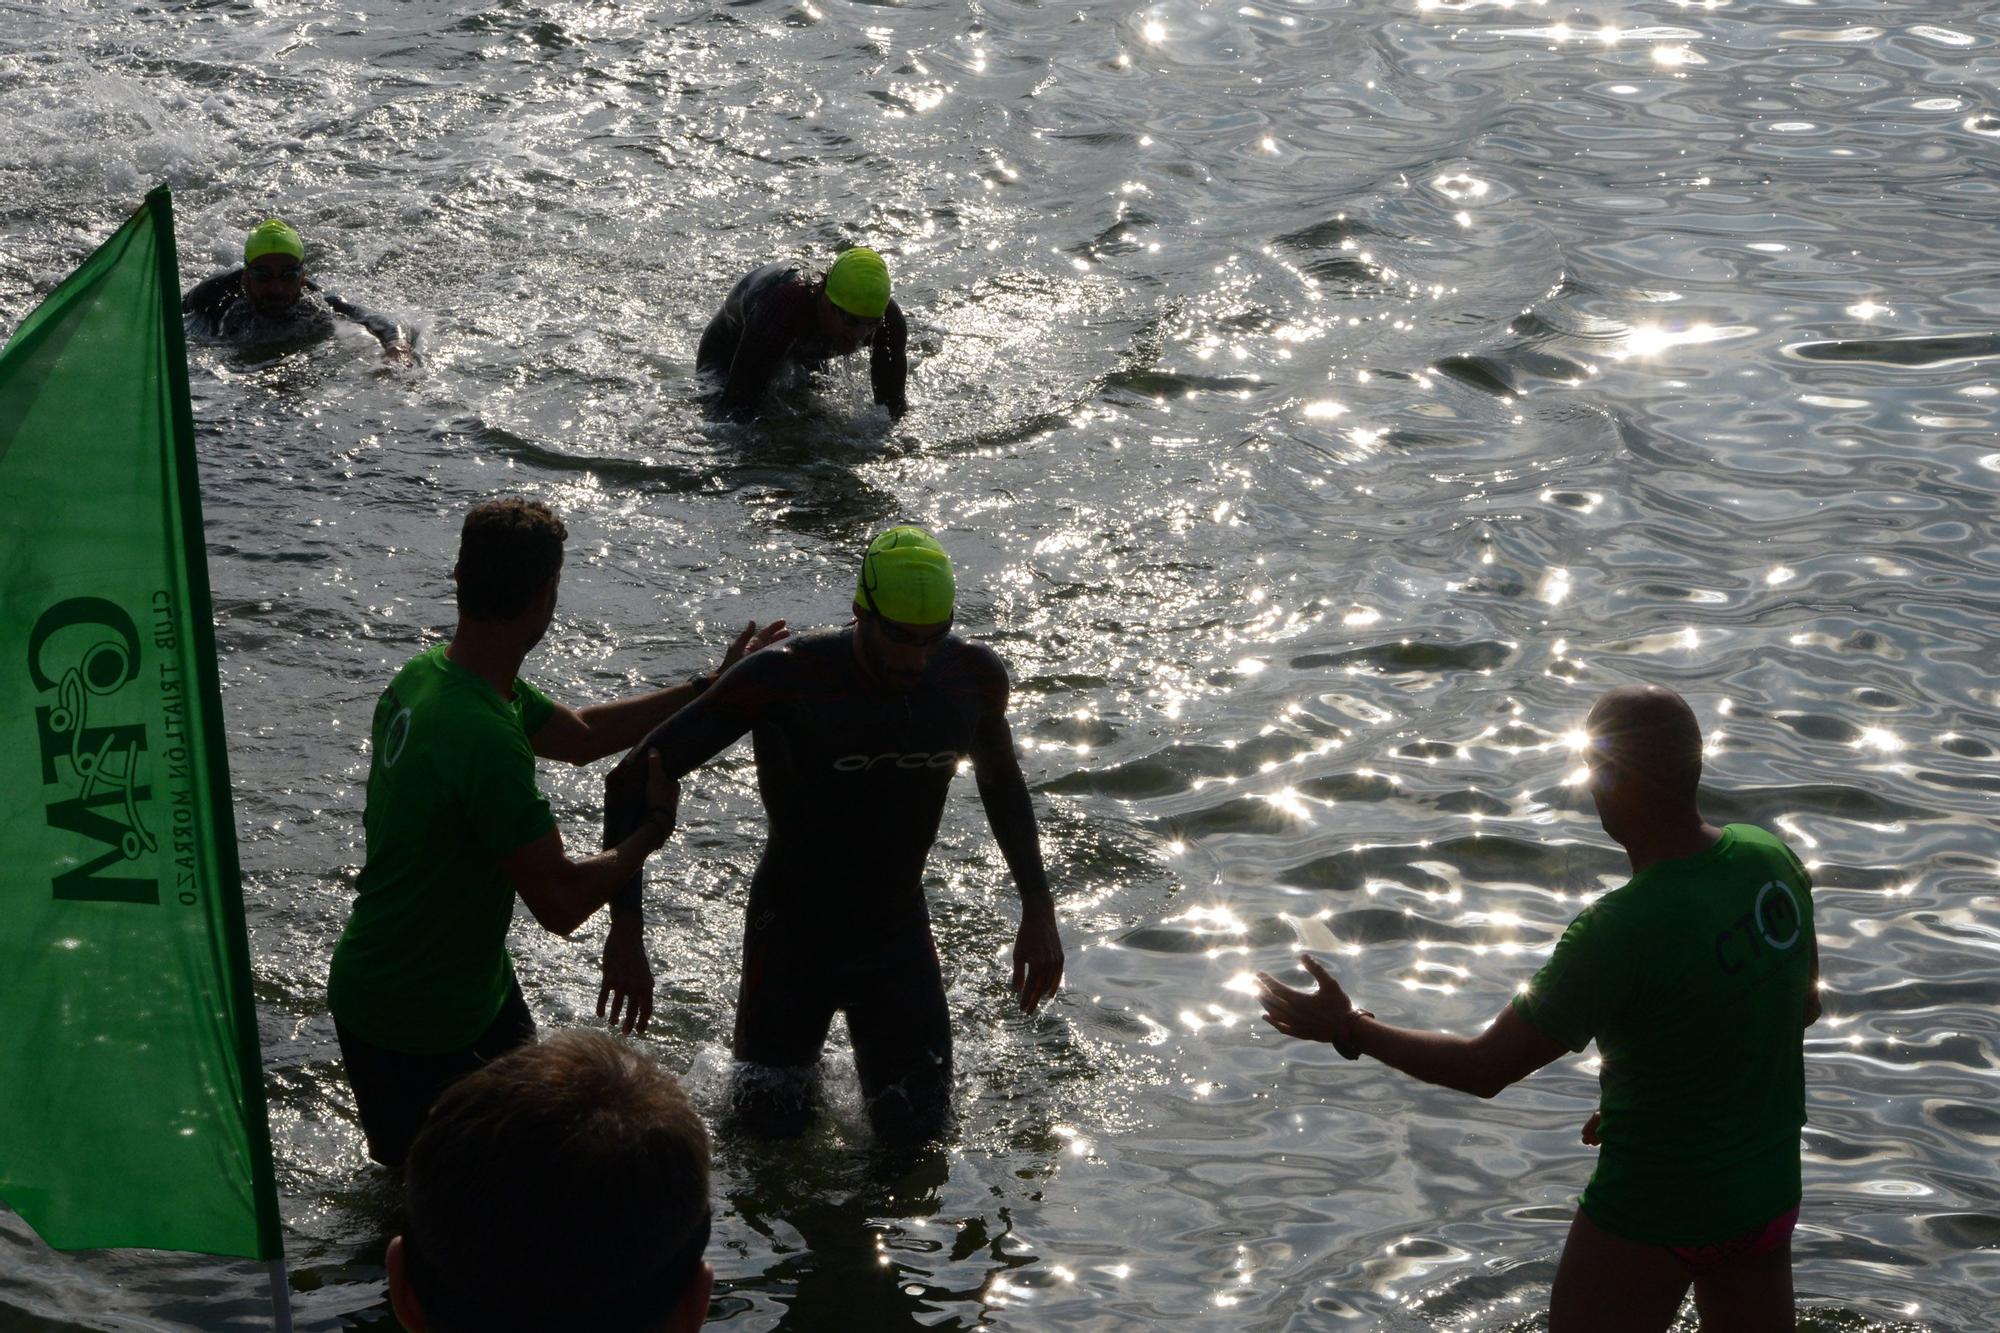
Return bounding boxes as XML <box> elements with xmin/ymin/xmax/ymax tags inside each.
<box><xmin>1585</xmin><ymin>684</ymin><xmax>1704</xmax><ymax>806</ymax></box>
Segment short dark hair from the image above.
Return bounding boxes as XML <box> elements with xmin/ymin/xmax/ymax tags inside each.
<box><xmin>403</xmin><ymin>1031</ymin><xmax>712</xmax><ymax>1333</ymax></box>
<box><xmin>453</xmin><ymin>499</ymin><xmax>567</xmax><ymax>620</ymax></box>
<box><xmin>1588</xmin><ymin>684</ymin><xmax>1704</xmax><ymax>803</ymax></box>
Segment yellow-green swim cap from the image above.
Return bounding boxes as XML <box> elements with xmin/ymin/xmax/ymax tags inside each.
<box><xmin>856</xmin><ymin>526</ymin><xmax>954</xmax><ymax>625</ymax></box>
<box><xmin>825</xmin><ymin>247</ymin><xmax>891</xmax><ymax>319</ymax></box>
<box><xmin>244</xmin><ymin>219</ymin><xmax>304</xmax><ymax>265</ymax></box>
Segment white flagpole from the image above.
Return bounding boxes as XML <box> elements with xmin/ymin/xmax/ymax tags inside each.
<box><xmin>268</xmin><ymin>1258</ymin><xmax>294</xmax><ymax>1332</ymax></box>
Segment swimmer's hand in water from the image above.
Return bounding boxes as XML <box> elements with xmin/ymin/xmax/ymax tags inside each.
<box><xmin>1011</xmin><ymin>902</ymin><xmax>1064</xmax><ymax>1013</ymax></box>
<box><xmin>1257</xmin><ymin>954</ymin><xmax>1364</xmax><ymax>1053</ymax></box>
<box><xmin>599</xmin><ymin>915</ymin><xmax>655</xmax><ymax>1036</ymax></box>
<box><xmin>716</xmin><ymin>619</ymin><xmax>789</xmax><ymax>677</ymax></box>
<box><xmin>1581</xmin><ymin>1111</ymin><xmax>1603</xmax><ymax>1147</ymax></box>
<box><xmin>383</xmin><ymin>338</ymin><xmax>418</xmax><ymax>366</ymax></box>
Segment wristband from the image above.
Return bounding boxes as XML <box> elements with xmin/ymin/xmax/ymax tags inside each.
<box><xmin>1334</xmin><ymin>1009</ymin><xmax>1373</xmax><ymax>1061</ymax></box>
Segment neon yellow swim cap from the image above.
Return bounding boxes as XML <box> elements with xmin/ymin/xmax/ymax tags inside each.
<box><xmin>244</xmin><ymin>219</ymin><xmax>304</xmax><ymax>265</ymax></box>
<box><xmin>856</xmin><ymin>526</ymin><xmax>954</xmax><ymax>625</ymax></box>
<box><xmin>825</xmin><ymin>247</ymin><xmax>891</xmax><ymax>319</ymax></box>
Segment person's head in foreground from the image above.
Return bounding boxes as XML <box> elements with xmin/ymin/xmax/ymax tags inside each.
<box><xmin>452</xmin><ymin>497</ymin><xmax>568</xmax><ymax>647</ymax></box>
<box><xmin>1581</xmin><ymin>682</ymin><xmax>1705</xmax><ymax>847</ymax></box>
<box><xmin>818</xmin><ymin>246</ymin><xmax>890</xmax><ymax>356</ymax></box>
<box><xmin>240</xmin><ymin>219</ymin><xmax>307</xmax><ymax>318</ymax></box>
<box><xmin>388</xmin><ymin>1030</ymin><xmax>713</xmax><ymax>1333</ymax></box>
<box><xmin>853</xmin><ymin>524</ymin><xmax>955</xmax><ymax>692</ymax></box>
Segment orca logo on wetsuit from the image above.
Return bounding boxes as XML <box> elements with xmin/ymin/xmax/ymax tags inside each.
<box><xmin>831</xmin><ymin>751</ymin><xmax>963</xmax><ymax>772</ymax></box>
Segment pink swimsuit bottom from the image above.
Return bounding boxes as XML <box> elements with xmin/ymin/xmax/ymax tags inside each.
<box><xmin>1668</xmin><ymin>1205</ymin><xmax>1799</xmax><ymax>1273</ymax></box>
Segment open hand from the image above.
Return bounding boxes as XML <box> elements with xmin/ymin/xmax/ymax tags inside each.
<box><xmin>1256</xmin><ymin>954</ymin><xmax>1360</xmax><ymax>1046</ymax></box>
<box><xmin>718</xmin><ymin>619</ymin><xmax>789</xmax><ymax>675</ymax></box>
<box><xmin>598</xmin><ymin>917</ymin><xmax>655</xmax><ymax>1035</ymax></box>
<box><xmin>1581</xmin><ymin>1110</ymin><xmax>1603</xmax><ymax>1146</ymax></box>
<box><xmin>1011</xmin><ymin>905</ymin><xmax>1065</xmax><ymax>1013</ymax></box>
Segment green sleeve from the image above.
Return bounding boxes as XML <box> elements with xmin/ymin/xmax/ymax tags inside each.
<box><xmin>1511</xmin><ymin>905</ymin><xmax>1632</xmax><ymax>1053</ymax></box>
<box><xmin>514</xmin><ymin>676</ymin><xmax>557</xmax><ymax>738</ymax></box>
<box><xmin>459</xmin><ymin>710</ymin><xmax>555</xmax><ymax>859</ymax></box>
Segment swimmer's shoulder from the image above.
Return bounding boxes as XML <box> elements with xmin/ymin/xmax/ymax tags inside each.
<box><xmin>729</xmin><ymin>627</ymin><xmax>850</xmax><ymax>684</ymax></box>
<box><xmin>942</xmin><ymin>636</ymin><xmax>1011</xmax><ymax>694</ymax></box>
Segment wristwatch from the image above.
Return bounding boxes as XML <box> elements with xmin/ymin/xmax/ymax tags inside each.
<box><xmin>1334</xmin><ymin>1009</ymin><xmax>1373</xmax><ymax>1061</ymax></box>
<box><xmin>687</xmin><ymin>670</ymin><xmax>716</xmax><ymax>696</ymax></box>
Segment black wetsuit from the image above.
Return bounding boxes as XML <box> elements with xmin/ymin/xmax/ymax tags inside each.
<box><xmin>696</xmin><ymin>262</ymin><xmax>909</xmax><ymax>421</ymax></box>
<box><xmin>181</xmin><ymin>268</ymin><xmax>410</xmax><ymax>354</ymax></box>
<box><xmin>604</xmin><ymin>630</ymin><xmax>1046</xmax><ymax>1141</ymax></box>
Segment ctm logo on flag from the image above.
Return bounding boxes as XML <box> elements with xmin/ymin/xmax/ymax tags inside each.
<box><xmin>28</xmin><ymin>593</ymin><xmax>193</xmax><ymax>906</ymax></box>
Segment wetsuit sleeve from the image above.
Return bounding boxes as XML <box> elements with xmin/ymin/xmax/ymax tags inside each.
<box><xmin>601</xmin><ymin>649</ymin><xmax>777</xmax><ymax>911</ymax></box>
<box><xmin>966</xmin><ymin>647</ymin><xmax>1053</xmax><ymax>906</ymax></box>
<box><xmin>715</xmin><ymin>285</ymin><xmax>811</xmax><ymax>421</ymax></box>
<box><xmin>1511</xmin><ymin>905</ymin><xmax>1631</xmax><ymax>1053</ymax></box>
<box><xmin>696</xmin><ymin>306</ymin><xmax>739</xmax><ymax>378</ymax></box>
<box><xmin>182</xmin><ymin>269</ymin><xmax>241</xmax><ymax>318</ymax></box>
<box><xmin>871</xmin><ymin>299</ymin><xmax>909</xmax><ymax>419</ymax></box>
<box><xmin>320</xmin><ymin>287</ymin><xmax>411</xmax><ymax>353</ymax></box>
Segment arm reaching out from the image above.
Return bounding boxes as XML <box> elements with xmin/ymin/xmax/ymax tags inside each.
<box><xmin>1257</xmin><ymin>953</ymin><xmax>1570</xmax><ymax>1099</ymax></box>
<box><xmin>533</xmin><ymin>619</ymin><xmax>789</xmax><ymax>766</ymax></box>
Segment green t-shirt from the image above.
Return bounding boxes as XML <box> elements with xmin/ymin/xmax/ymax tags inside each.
<box><xmin>327</xmin><ymin>646</ymin><xmax>557</xmax><ymax>1054</ymax></box>
<box><xmin>1512</xmin><ymin>824</ymin><xmax>1815</xmax><ymax>1245</ymax></box>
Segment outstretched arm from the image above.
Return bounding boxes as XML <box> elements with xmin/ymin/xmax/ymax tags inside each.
<box><xmin>1258</xmin><ymin>954</ymin><xmax>1569</xmax><ymax>1098</ymax></box>
<box><xmin>969</xmin><ymin>667</ymin><xmax>1063</xmax><ymax>1012</ymax></box>
<box><xmin>601</xmin><ymin>646</ymin><xmax>784</xmax><ymax>915</ymax></box>
<box><xmin>593</xmin><ymin>655</ymin><xmax>773</xmax><ymax>1031</ymax></box>
<box><xmin>533</xmin><ymin>620</ymin><xmax>789</xmax><ymax>766</ymax></box>
<box><xmin>320</xmin><ymin>288</ymin><xmax>416</xmax><ymax>362</ymax></box>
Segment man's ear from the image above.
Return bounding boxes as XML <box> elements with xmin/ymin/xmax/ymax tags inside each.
<box><xmin>668</xmin><ymin>1262</ymin><xmax>715</xmax><ymax>1333</ymax></box>
<box><xmin>386</xmin><ymin>1236</ymin><xmax>430</xmax><ymax>1332</ymax></box>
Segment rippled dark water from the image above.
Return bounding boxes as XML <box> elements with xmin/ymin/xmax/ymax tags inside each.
<box><xmin>4</xmin><ymin>0</ymin><xmax>1997</xmax><ymax>1328</ymax></box>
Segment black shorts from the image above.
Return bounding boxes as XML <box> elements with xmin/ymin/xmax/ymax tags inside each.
<box><xmin>333</xmin><ymin>978</ymin><xmax>536</xmax><ymax>1169</ymax></box>
<box><xmin>732</xmin><ymin>909</ymin><xmax>952</xmax><ymax>1143</ymax></box>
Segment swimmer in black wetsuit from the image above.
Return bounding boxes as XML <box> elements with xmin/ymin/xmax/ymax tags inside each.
<box><xmin>696</xmin><ymin>246</ymin><xmax>910</xmax><ymax>422</ymax></box>
<box><xmin>602</xmin><ymin>526</ymin><xmax>1063</xmax><ymax>1143</ymax></box>
<box><xmin>182</xmin><ymin>218</ymin><xmax>415</xmax><ymax>363</ymax></box>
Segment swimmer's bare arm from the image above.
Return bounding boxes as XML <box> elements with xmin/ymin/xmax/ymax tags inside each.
<box><xmin>1257</xmin><ymin>954</ymin><xmax>1569</xmax><ymax>1099</ymax></box>
<box><xmin>500</xmin><ymin>751</ymin><xmax>678</xmax><ymax>939</ymax></box>
<box><xmin>969</xmin><ymin>660</ymin><xmax>1064</xmax><ymax>1013</ymax></box>
<box><xmin>533</xmin><ymin>620</ymin><xmax>789</xmax><ymax>766</ymax></box>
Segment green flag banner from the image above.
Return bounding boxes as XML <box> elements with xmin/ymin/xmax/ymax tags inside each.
<box><xmin>0</xmin><ymin>186</ymin><xmax>282</xmax><ymax>1262</ymax></box>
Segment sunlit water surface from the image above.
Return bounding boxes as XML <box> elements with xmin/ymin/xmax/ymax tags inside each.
<box><xmin>3</xmin><ymin>0</ymin><xmax>1997</xmax><ymax>1328</ymax></box>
